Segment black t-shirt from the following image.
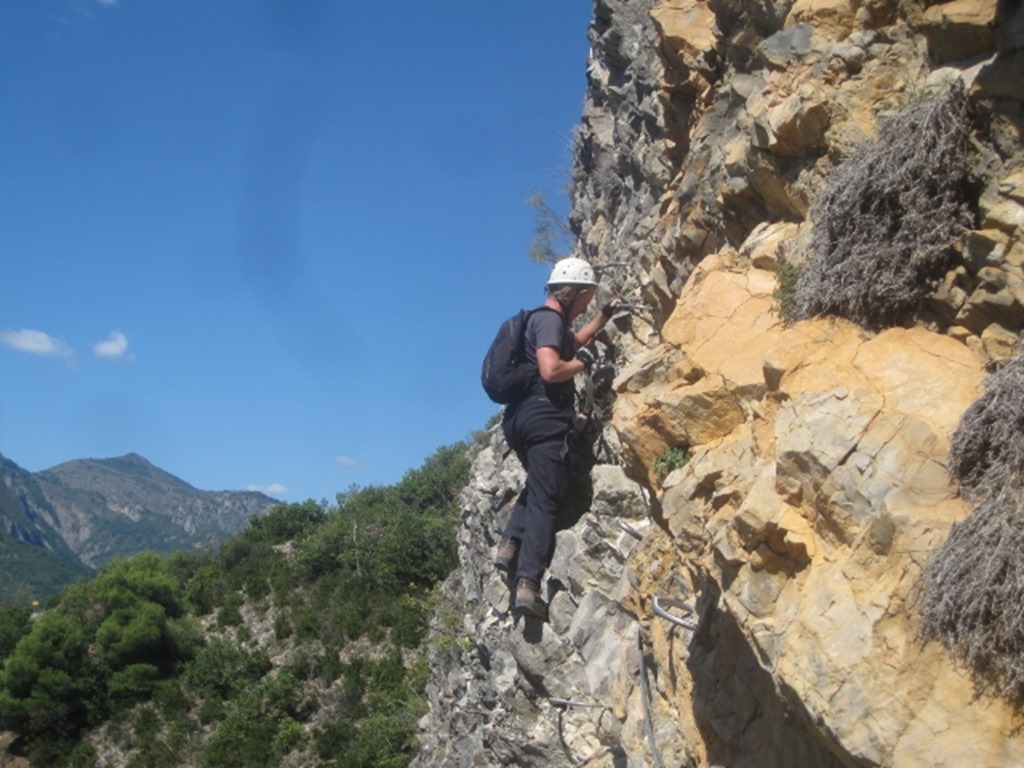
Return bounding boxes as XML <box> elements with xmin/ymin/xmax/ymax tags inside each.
<box><xmin>524</xmin><ymin>307</ymin><xmax>575</xmax><ymax>409</ymax></box>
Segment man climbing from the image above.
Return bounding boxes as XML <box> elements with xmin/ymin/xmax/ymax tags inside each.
<box><xmin>495</xmin><ymin>257</ymin><xmax>619</xmax><ymax>619</ymax></box>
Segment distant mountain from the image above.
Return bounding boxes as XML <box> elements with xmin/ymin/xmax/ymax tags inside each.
<box><xmin>0</xmin><ymin>452</ymin><xmax>278</xmax><ymax>601</ymax></box>
<box><xmin>0</xmin><ymin>461</ymin><xmax>92</xmax><ymax>602</ymax></box>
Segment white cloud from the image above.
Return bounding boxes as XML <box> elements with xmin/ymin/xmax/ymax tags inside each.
<box><xmin>248</xmin><ymin>482</ymin><xmax>288</xmax><ymax>497</ymax></box>
<box><xmin>93</xmin><ymin>331</ymin><xmax>129</xmax><ymax>359</ymax></box>
<box><xmin>335</xmin><ymin>456</ymin><xmax>363</xmax><ymax>470</ymax></box>
<box><xmin>0</xmin><ymin>329</ymin><xmax>72</xmax><ymax>358</ymax></box>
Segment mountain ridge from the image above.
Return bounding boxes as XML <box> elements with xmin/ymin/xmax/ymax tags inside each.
<box><xmin>39</xmin><ymin>452</ymin><xmax>196</xmax><ymax>493</ymax></box>
<box><xmin>0</xmin><ymin>451</ymin><xmax>277</xmax><ymax>601</ymax></box>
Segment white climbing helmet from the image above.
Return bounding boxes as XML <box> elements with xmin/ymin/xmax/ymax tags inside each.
<box><xmin>546</xmin><ymin>257</ymin><xmax>598</xmax><ymax>288</ymax></box>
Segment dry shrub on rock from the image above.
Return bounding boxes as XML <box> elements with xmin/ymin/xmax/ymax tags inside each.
<box><xmin>948</xmin><ymin>357</ymin><xmax>1024</xmax><ymax>502</ymax></box>
<box><xmin>920</xmin><ymin>356</ymin><xmax>1024</xmax><ymax>703</ymax></box>
<box><xmin>794</xmin><ymin>85</ymin><xmax>973</xmax><ymax>329</ymax></box>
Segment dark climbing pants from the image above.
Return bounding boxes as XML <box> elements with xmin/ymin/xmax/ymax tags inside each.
<box><xmin>502</xmin><ymin>397</ymin><xmax>575</xmax><ymax>584</ymax></box>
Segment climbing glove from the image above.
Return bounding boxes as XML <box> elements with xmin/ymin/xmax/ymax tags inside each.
<box><xmin>575</xmin><ymin>346</ymin><xmax>597</xmax><ymax>371</ymax></box>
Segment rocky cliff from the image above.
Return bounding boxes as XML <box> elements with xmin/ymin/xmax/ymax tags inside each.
<box><xmin>415</xmin><ymin>0</ymin><xmax>1024</xmax><ymax>766</ymax></box>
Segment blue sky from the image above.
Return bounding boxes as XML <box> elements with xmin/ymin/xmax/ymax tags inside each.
<box><xmin>1</xmin><ymin>0</ymin><xmax>593</xmax><ymax>502</ymax></box>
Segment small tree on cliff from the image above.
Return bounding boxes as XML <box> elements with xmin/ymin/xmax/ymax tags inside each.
<box><xmin>526</xmin><ymin>189</ymin><xmax>575</xmax><ymax>265</ymax></box>
<box><xmin>919</xmin><ymin>355</ymin><xmax>1024</xmax><ymax>703</ymax></box>
<box><xmin>792</xmin><ymin>84</ymin><xmax>974</xmax><ymax>329</ymax></box>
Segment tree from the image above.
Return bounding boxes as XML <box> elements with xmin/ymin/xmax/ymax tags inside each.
<box><xmin>526</xmin><ymin>191</ymin><xmax>575</xmax><ymax>264</ymax></box>
<box><xmin>0</xmin><ymin>603</ymin><xmax>31</xmax><ymax>660</ymax></box>
<box><xmin>0</xmin><ymin>552</ymin><xmax>200</xmax><ymax>763</ymax></box>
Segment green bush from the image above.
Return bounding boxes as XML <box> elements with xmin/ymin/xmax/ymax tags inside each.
<box><xmin>273</xmin><ymin>611</ymin><xmax>292</xmax><ymax>640</ymax></box>
<box><xmin>0</xmin><ymin>603</ymin><xmax>31</xmax><ymax>660</ymax></box>
<box><xmin>197</xmin><ymin>669</ymin><xmax>306</xmax><ymax>768</ymax></box>
<box><xmin>0</xmin><ymin>552</ymin><xmax>199</xmax><ymax>763</ymax></box>
<box><xmin>66</xmin><ymin>740</ymin><xmax>99</xmax><ymax>768</ymax></box>
<box><xmin>314</xmin><ymin>720</ymin><xmax>357</xmax><ymax>761</ymax></box>
<box><xmin>247</xmin><ymin>500</ymin><xmax>327</xmax><ymax>543</ymax></box>
<box><xmin>312</xmin><ymin>649</ymin><xmax>425</xmax><ymax>768</ymax></box>
<box><xmin>301</xmin><ymin>444</ymin><xmax>468</xmax><ymax>594</ymax></box>
<box><xmin>122</xmin><ymin>705</ymin><xmax>177</xmax><ymax>768</ymax></box>
<box><xmin>183</xmin><ymin>639</ymin><xmax>270</xmax><ymax>699</ymax></box>
<box><xmin>337</xmin><ymin>656</ymin><xmax>368</xmax><ymax>716</ymax></box>
<box><xmin>185</xmin><ymin>562</ymin><xmax>227</xmax><ymax>616</ymax></box>
<box><xmin>108</xmin><ymin>663</ymin><xmax>161</xmax><ymax>703</ymax></box>
<box><xmin>654</xmin><ymin>446</ymin><xmax>691</xmax><ymax>482</ymax></box>
<box><xmin>216</xmin><ymin>593</ymin><xmax>244</xmax><ymax>628</ymax></box>
<box><xmin>773</xmin><ymin>258</ymin><xmax>805</xmax><ymax>325</ymax></box>
<box><xmin>274</xmin><ymin>716</ymin><xmax>306</xmax><ymax>753</ymax></box>
<box><xmin>200</xmin><ymin>704</ymin><xmax>280</xmax><ymax>768</ymax></box>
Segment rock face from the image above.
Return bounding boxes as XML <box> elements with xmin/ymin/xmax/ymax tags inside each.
<box><xmin>416</xmin><ymin>0</ymin><xmax>1024</xmax><ymax>765</ymax></box>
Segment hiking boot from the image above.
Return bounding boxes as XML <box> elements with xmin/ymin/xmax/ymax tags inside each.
<box><xmin>515</xmin><ymin>578</ymin><xmax>547</xmax><ymax>620</ymax></box>
<box><xmin>494</xmin><ymin>536</ymin><xmax>520</xmax><ymax>572</ymax></box>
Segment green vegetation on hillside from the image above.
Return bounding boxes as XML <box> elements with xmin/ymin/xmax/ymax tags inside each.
<box><xmin>0</xmin><ymin>441</ymin><xmax>470</xmax><ymax>767</ymax></box>
<box><xmin>0</xmin><ymin>533</ymin><xmax>93</xmax><ymax>604</ymax></box>
<box><xmin>0</xmin><ymin>469</ymin><xmax>94</xmax><ymax>603</ymax></box>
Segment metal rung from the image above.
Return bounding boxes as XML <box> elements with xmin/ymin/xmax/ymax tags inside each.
<box><xmin>549</xmin><ymin>697</ymin><xmax>604</xmax><ymax>709</ymax></box>
<box><xmin>652</xmin><ymin>595</ymin><xmax>699</xmax><ymax>631</ymax></box>
<box><xmin>614</xmin><ymin>518</ymin><xmax>644</xmax><ymax>540</ymax></box>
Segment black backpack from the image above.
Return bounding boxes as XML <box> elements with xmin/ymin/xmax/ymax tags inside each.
<box><xmin>480</xmin><ymin>307</ymin><xmax>556</xmax><ymax>404</ymax></box>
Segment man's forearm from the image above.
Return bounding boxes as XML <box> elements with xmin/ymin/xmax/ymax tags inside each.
<box><xmin>574</xmin><ymin>312</ymin><xmax>609</xmax><ymax>348</ymax></box>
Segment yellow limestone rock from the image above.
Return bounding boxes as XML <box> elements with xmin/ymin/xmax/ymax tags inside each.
<box><xmin>786</xmin><ymin>0</ymin><xmax>858</xmax><ymax>36</ymax></box>
<box><xmin>651</xmin><ymin>0</ymin><xmax>719</xmax><ymax>96</ymax></box>
<box><xmin>614</xmin><ymin>254</ymin><xmax>784</xmax><ymax>487</ymax></box>
<box><xmin>919</xmin><ymin>0</ymin><xmax>999</xmax><ymax>63</ymax></box>
<box><xmin>661</xmin><ymin>255</ymin><xmax>783</xmax><ymax>392</ymax></box>
<box><xmin>616</xmin><ymin>247</ymin><xmax>1024</xmax><ymax>764</ymax></box>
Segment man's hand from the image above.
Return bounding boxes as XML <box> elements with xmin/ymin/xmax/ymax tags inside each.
<box><xmin>575</xmin><ymin>346</ymin><xmax>597</xmax><ymax>371</ymax></box>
